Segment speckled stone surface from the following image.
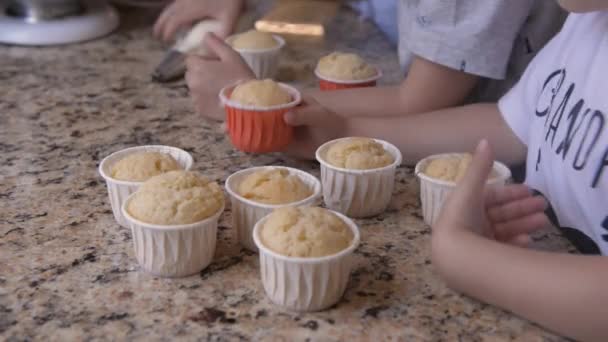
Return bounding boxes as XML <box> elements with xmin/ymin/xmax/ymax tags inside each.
<box><xmin>0</xmin><ymin>4</ymin><xmax>575</xmax><ymax>342</ymax></box>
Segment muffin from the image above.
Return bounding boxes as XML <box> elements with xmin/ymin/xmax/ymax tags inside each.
<box><xmin>415</xmin><ymin>153</ymin><xmax>512</xmax><ymax>225</ymax></box>
<box><xmin>238</xmin><ymin>168</ymin><xmax>312</xmax><ymax>205</ymax></box>
<box><xmin>98</xmin><ymin>145</ymin><xmax>193</xmax><ymax>228</ymax></box>
<box><xmin>110</xmin><ymin>152</ymin><xmax>181</xmax><ymax>182</ymax></box>
<box><xmin>220</xmin><ymin>80</ymin><xmax>301</xmax><ymax>153</ymax></box>
<box><xmin>316</xmin><ymin>137</ymin><xmax>402</xmax><ymax>218</ymax></box>
<box><xmin>325</xmin><ymin>137</ymin><xmax>394</xmax><ymax>170</ymax></box>
<box><xmin>253</xmin><ymin>207</ymin><xmax>360</xmax><ymax>311</ymax></box>
<box><xmin>227</xmin><ymin>29</ymin><xmax>285</xmax><ymax>79</ymax></box>
<box><xmin>226</xmin><ymin>166</ymin><xmax>321</xmax><ymax>251</ymax></box>
<box><xmin>230</xmin><ymin>29</ymin><xmax>278</xmax><ymax>49</ymax></box>
<box><xmin>315</xmin><ymin>52</ymin><xmax>381</xmax><ymax>91</ymax></box>
<box><xmin>127</xmin><ymin>170</ymin><xmax>224</xmax><ymax>225</ymax></box>
<box><xmin>260</xmin><ymin>207</ymin><xmax>353</xmax><ymax>258</ymax></box>
<box><xmin>231</xmin><ymin>79</ymin><xmax>292</xmax><ymax>107</ymax></box>
<box><xmin>122</xmin><ymin>170</ymin><xmax>225</xmax><ymax>277</ymax></box>
<box><xmin>424</xmin><ymin>153</ymin><xmax>498</xmax><ymax>182</ymax></box>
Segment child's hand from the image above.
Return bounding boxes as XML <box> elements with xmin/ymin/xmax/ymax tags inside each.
<box><xmin>283</xmin><ymin>96</ymin><xmax>347</xmax><ymax>159</ymax></box>
<box><xmin>434</xmin><ymin>140</ymin><xmax>549</xmax><ymax>246</ymax></box>
<box><xmin>154</xmin><ymin>0</ymin><xmax>243</xmax><ymax>42</ymax></box>
<box><xmin>185</xmin><ymin>33</ymin><xmax>255</xmax><ymax>121</ymax></box>
<box><xmin>485</xmin><ymin>183</ymin><xmax>549</xmax><ymax>246</ymax></box>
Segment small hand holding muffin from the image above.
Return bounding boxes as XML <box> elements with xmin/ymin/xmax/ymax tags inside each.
<box><xmin>186</xmin><ymin>33</ymin><xmax>255</xmax><ymax>121</ymax></box>
<box><xmin>315</xmin><ymin>52</ymin><xmax>381</xmax><ymax>90</ymax></box>
<box><xmin>316</xmin><ymin>137</ymin><xmax>402</xmax><ymax>218</ymax></box>
<box><xmin>220</xmin><ymin>79</ymin><xmax>301</xmax><ymax>153</ymax></box>
<box><xmin>254</xmin><ymin>206</ymin><xmax>360</xmax><ymax>311</ymax></box>
<box><xmin>283</xmin><ymin>95</ymin><xmax>349</xmax><ymax>160</ymax></box>
<box><xmin>122</xmin><ymin>170</ymin><xmax>225</xmax><ymax>277</ymax></box>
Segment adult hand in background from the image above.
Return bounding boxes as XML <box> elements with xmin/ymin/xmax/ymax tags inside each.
<box><xmin>154</xmin><ymin>0</ymin><xmax>244</xmax><ymax>42</ymax></box>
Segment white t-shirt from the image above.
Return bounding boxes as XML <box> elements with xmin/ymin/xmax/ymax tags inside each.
<box><xmin>498</xmin><ymin>12</ymin><xmax>608</xmax><ymax>255</ymax></box>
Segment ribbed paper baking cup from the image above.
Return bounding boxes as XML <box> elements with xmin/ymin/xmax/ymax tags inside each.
<box><xmin>98</xmin><ymin>145</ymin><xmax>194</xmax><ymax>228</ymax></box>
<box><xmin>415</xmin><ymin>153</ymin><xmax>512</xmax><ymax>226</ymax></box>
<box><xmin>122</xmin><ymin>194</ymin><xmax>223</xmax><ymax>278</ymax></box>
<box><xmin>226</xmin><ymin>34</ymin><xmax>285</xmax><ymax>79</ymax></box>
<box><xmin>225</xmin><ymin>166</ymin><xmax>321</xmax><ymax>251</ymax></box>
<box><xmin>253</xmin><ymin>209</ymin><xmax>360</xmax><ymax>312</ymax></box>
<box><xmin>219</xmin><ymin>81</ymin><xmax>301</xmax><ymax>153</ymax></box>
<box><xmin>314</xmin><ymin>67</ymin><xmax>382</xmax><ymax>91</ymax></box>
<box><xmin>315</xmin><ymin>138</ymin><xmax>402</xmax><ymax>218</ymax></box>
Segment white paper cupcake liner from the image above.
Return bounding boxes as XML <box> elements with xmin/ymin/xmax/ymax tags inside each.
<box><xmin>253</xmin><ymin>210</ymin><xmax>360</xmax><ymax>312</ymax></box>
<box><xmin>122</xmin><ymin>194</ymin><xmax>223</xmax><ymax>277</ymax></box>
<box><xmin>226</xmin><ymin>34</ymin><xmax>285</xmax><ymax>79</ymax></box>
<box><xmin>98</xmin><ymin>145</ymin><xmax>193</xmax><ymax>228</ymax></box>
<box><xmin>225</xmin><ymin>166</ymin><xmax>321</xmax><ymax>251</ymax></box>
<box><xmin>315</xmin><ymin>138</ymin><xmax>402</xmax><ymax>218</ymax></box>
<box><xmin>415</xmin><ymin>153</ymin><xmax>512</xmax><ymax>226</ymax></box>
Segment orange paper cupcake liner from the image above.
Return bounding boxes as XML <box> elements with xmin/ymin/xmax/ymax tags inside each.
<box><xmin>220</xmin><ymin>82</ymin><xmax>301</xmax><ymax>153</ymax></box>
<box><xmin>315</xmin><ymin>67</ymin><xmax>382</xmax><ymax>92</ymax></box>
<box><xmin>318</xmin><ymin>79</ymin><xmax>377</xmax><ymax>91</ymax></box>
<box><xmin>225</xmin><ymin>106</ymin><xmax>293</xmax><ymax>153</ymax></box>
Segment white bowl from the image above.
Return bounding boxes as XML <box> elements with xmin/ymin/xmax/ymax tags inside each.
<box><xmin>253</xmin><ymin>209</ymin><xmax>360</xmax><ymax>312</ymax></box>
<box><xmin>315</xmin><ymin>138</ymin><xmax>402</xmax><ymax>218</ymax></box>
<box><xmin>415</xmin><ymin>153</ymin><xmax>512</xmax><ymax>226</ymax></box>
<box><xmin>225</xmin><ymin>166</ymin><xmax>321</xmax><ymax>251</ymax></box>
<box><xmin>98</xmin><ymin>145</ymin><xmax>193</xmax><ymax>228</ymax></box>
<box><xmin>226</xmin><ymin>34</ymin><xmax>285</xmax><ymax>79</ymax></box>
<box><xmin>121</xmin><ymin>193</ymin><xmax>223</xmax><ymax>277</ymax></box>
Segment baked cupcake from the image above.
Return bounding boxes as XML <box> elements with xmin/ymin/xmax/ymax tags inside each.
<box><xmin>225</xmin><ymin>166</ymin><xmax>321</xmax><ymax>251</ymax></box>
<box><xmin>253</xmin><ymin>206</ymin><xmax>360</xmax><ymax>311</ymax></box>
<box><xmin>122</xmin><ymin>170</ymin><xmax>225</xmax><ymax>277</ymax></box>
<box><xmin>415</xmin><ymin>153</ymin><xmax>511</xmax><ymax>225</ymax></box>
<box><xmin>219</xmin><ymin>79</ymin><xmax>301</xmax><ymax>153</ymax></box>
<box><xmin>227</xmin><ymin>29</ymin><xmax>285</xmax><ymax>79</ymax></box>
<box><xmin>316</xmin><ymin>137</ymin><xmax>402</xmax><ymax>218</ymax></box>
<box><xmin>315</xmin><ymin>52</ymin><xmax>382</xmax><ymax>91</ymax></box>
<box><xmin>99</xmin><ymin>146</ymin><xmax>193</xmax><ymax>228</ymax></box>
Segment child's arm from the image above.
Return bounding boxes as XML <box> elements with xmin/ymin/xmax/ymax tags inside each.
<box><xmin>433</xmin><ymin>141</ymin><xmax>608</xmax><ymax>342</ymax></box>
<box><xmin>285</xmin><ymin>101</ymin><xmax>527</xmax><ymax>165</ymax></box>
<box><xmin>308</xmin><ymin>56</ymin><xmax>479</xmax><ymax>118</ymax></box>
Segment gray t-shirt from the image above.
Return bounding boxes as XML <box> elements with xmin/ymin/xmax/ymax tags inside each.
<box><xmin>398</xmin><ymin>0</ymin><xmax>567</xmax><ymax>101</ymax></box>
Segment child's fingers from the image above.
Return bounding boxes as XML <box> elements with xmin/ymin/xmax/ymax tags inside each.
<box><xmin>494</xmin><ymin>212</ymin><xmax>550</xmax><ymax>241</ymax></box>
<box><xmin>505</xmin><ymin>234</ymin><xmax>532</xmax><ymax>248</ymax></box>
<box><xmin>283</xmin><ymin>96</ymin><xmax>324</xmax><ymax>127</ymax></box>
<box><xmin>484</xmin><ymin>184</ymin><xmax>532</xmax><ymax>208</ymax></box>
<box><xmin>488</xmin><ymin>195</ymin><xmax>548</xmax><ymax>223</ymax></box>
<box><xmin>204</xmin><ymin>33</ymin><xmax>240</xmax><ymax>62</ymax></box>
<box><xmin>154</xmin><ymin>2</ymin><xmax>176</xmax><ymax>40</ymax></box>
<box><xmin>453</xmin><ymin>139</ymin><xmax>495</xmax><ymax>199</ymax></box>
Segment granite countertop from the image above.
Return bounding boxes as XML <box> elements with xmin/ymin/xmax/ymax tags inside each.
<box><xmin>0</xmin><ymin>4</ymin><xmax>575</xmax><ymax>341</ymax></box>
